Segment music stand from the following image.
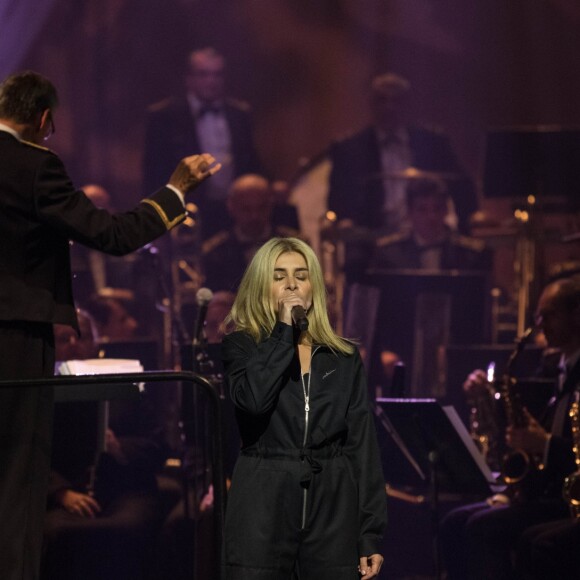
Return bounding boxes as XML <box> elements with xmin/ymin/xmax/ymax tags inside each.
<box><xmin>376</xmin><ymin>398</ymin><xmax>500</xmax><ymax>580</ymax></box>
<box><xmin>364</xmin><ymin>270</ymin><xmax>489</xmax><ymax>397</ymax></box>
<box><xmin>483</xmin><ymin>126</ymin><xmax>580</xmax><ymax>209</ymax></box>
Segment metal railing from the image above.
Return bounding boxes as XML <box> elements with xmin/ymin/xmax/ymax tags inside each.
<box><xmin>0</xmin><ymin>370</ymin><xmax>225</xmax><ymax>575</ymax></box>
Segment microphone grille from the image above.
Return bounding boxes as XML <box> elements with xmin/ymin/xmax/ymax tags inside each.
<box><xmin>196</xmin><ymin>287</ymin><xmax>214</xmax><ymax>306</ymax></box>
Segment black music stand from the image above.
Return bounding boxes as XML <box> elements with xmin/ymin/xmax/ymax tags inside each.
<box><xmin>483</xmin><ymin>126</ymin><xmax>580</xmax><ymax>209</ymax></box>
<box><xmin>376</xmin><ymin>398</ymin><xmax>499</xmax><ymax>580</ymax></box>
<box><xmin>364</xmin><ymin>270</ymin><xmax>489</xmax><ymax>397</ymax></box>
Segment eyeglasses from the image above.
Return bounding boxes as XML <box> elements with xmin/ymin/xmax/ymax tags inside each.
<box><xmin>43</xmin><ymin>114</ymin><xmax>56</xmax><ymax>141</ymax></box>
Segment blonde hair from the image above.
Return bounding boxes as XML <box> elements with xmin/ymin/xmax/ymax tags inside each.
<box><xmin>226</xmin><ymin>237</ymin><xmax>354</xmax><ymax>355</ymax></box>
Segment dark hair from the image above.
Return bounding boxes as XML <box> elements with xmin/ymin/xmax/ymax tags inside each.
<box><xmin>0</xmin><ymin>71</ymin><xmax>58</xmax><ymax>124</ymax></box>
<box><xmin>553</xmin><ymin>275</ymin><xmax>580</xmax><ymax>315</ymax></box>
<box><xmin>405</xmin><ymin>177</ymin><xmax>448</xmax><ymax>209</ymax></box>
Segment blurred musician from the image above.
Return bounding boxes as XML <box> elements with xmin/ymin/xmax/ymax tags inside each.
<box><xmin>440</xmin><ymin>276</ymin><xmax>580</xmax><ymax>580</ymax></box>
<box><xmin>369</xmin><ymin>177</ymin><xmax>491</xmax><ymax>273</ymax></box>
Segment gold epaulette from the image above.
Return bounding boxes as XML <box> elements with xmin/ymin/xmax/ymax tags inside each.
<box><xmin>454</xmin><ymin>234</ymin><xmax>486</xmax><ymax>253</ymax></box>
<box><xmin>202</xmin><ymin>230</ymin><xmax>230</xmax><ymax>255</ymax></box>
<box><xmin>375</xmin><ymin>231</ymin><xmax>408</xmax><ymax>248</ymax></box>
<box><xmin>21</xmin><ymin>139</ymin><xmax>50</xmax><ymax>152</ymax></box>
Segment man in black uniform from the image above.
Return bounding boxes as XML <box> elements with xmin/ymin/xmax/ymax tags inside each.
<box><xmin>327</xmin><ymin>72</ymin><xmax>477</xmax><ymax>236</ymax></box>
<box><xmin>0</xmin><ymin>70</ymin><xmax>220</xmax><ymax>580</ymax></box>
<box><xmin>202</xmin><ymin>174</ymin><xmax>300</xmax><ymax>293</ymax></box>
<box><xmin>369</xmin><ymin>177</ymin><xmax>491</xmax><ymax>272</ymax></box>
<box><xmin>440</xmin><ymin>277</ymin><xmax>580</xmax><ymax>580</ymax></box>
<box><xmin>142</xmin><ymin>47</ymin><xmax>262</xmax><ymax>240</ymax></box>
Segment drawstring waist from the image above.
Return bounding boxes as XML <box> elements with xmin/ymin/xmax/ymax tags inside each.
<box><xmin>241</xmin><ymin>446</ymin><xmax>343</xmax><ymax>486</ymax></box>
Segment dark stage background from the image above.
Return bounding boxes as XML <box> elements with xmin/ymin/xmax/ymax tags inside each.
<box><xmin>4</xmin><ymin>0</ymin><xmax>580</xmax><ymax>212</ymax></box>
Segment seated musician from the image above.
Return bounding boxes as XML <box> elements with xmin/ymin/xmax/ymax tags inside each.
<box><xmin>201</xmin><ymin>174</ymin><xmax>301</xmax><ymax>293</ymax></box>
<box><xmin>440</xmin><ymin>276</ymin><xmax>580</xmax><ymax>580</ymax></box>
<box><xmin>42</xmin><ymin>310</ymin><xmax>169</xmax><ymax>580</ymax></box>
<box><xmin>364</xmin><ymin>177</ymin><xmax>491</xmax><ymax>395</ymax></box>
<box><xmin>369</xmin><ymin>177</ymin><xmax>491</xmax><ymax>272</ymax></box>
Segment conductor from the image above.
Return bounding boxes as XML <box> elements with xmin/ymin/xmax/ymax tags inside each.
<box><xmin>0</xmin><ymin>70</ymin><xmax>220</xmax><ymax>580</ymax></box>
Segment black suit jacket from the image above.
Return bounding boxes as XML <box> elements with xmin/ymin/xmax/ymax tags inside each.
<box><xmin>327</xmin><ymin>125</ymin><xmax>478</xmax><ymax>233</ymax></box>
<box><xmin>0</xmin><ymin>131</ymin><xmax>186</xmax><ymax>330</ymax></box>
<box><xmin>540</xmin><ymin>358</ymin><xmax>580</xmax><ymax>496</ymax></box>
<box><xmin>142</xmin><ymin>96</ymin><xmax>262</xmax><ymax>196</ymax></box>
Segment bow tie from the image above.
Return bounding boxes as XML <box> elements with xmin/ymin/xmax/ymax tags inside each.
<box><xmin>198</xmin><ymin>104</ymin><xmax>223</xmax><ymax>118</ymax></box>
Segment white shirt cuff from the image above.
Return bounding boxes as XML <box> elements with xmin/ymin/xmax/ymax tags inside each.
<box><xmin>166</xmin><ymin>184</ymin><xmax>185</xmax><ymax>206</ymax></box>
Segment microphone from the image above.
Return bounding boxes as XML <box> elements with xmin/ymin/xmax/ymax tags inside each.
<box><xmin>291</xmin><ymin>305</ymin><xmax>309</xmax><ymax>332</ymax></box>
<box><xmin>192</xmin><ymin>287</ymin><xmax>214</xmax><ymax>346</ymax></box>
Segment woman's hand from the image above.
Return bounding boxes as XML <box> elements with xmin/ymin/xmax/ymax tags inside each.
<box><xmin>359</xmin><ymin>553</ymin><xmax>384</xmax><ymax>578</ymax></box>
<box><xmin>277</xmin><ymin>293</ymin><xmax>307</xmax><ymax>326</ymax></box>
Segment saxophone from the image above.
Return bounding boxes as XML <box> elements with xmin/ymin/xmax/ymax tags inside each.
<box><xmin>500</xmin><ymin>327</ymin><xmax>545</xmax><ymax>486</ymax></box>
<box><xmin>468</xmin><ymin>362</ymin><xmax>503</xmax><ymax>471</ymax></box>
<box><xmin>562</xmin><ymin>390</ymin><xmax>580</xmax><ymax>518</ymax></box>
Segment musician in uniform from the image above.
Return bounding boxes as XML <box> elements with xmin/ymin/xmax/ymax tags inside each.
<box><xmin>440</xmin><ymin>276</ymin><xmax>580</xmax><ymax>580</ymax></box>
<box><xmin>368</xmin><ymin>177</ymin><xmax>491</xmax><ymax>272</ymax></box>
<box><xmin>201</xmin><ymin>174</ymin><xmax>300</xmax><ymax>293</ymax></box>
<box><xmin>327</xmin><ymin>73</ymin><xmax>477</xmax><ymax>236</ymax></box>
<box><xmin>0</xmin><ymin>70</ymin><xmax>220</xmax><ymax>580</ymax></box>
<box><xmin>326</xmin><ymin>72</ymin><xmax>477</xmax><ymax>284</ymax></box>
<box><xmin>142</xmin><ymin>47</ymin><xmax>263</xmax><ymax>240</ymax></box>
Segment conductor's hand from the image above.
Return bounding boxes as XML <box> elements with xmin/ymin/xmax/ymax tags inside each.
<box><xmin>56</xmin><ymin>489</ymin><xmax>102</xmax><ymax>518</ymax></box>
<box><xmin>359</xmin><ymin>554</ymin><xmax>383</xmax><ymax>578</ymax></box>
<box><xmin>168</xmin><ymin>153</ymin><xmax>222</xmax><ymax>195</ymax></box>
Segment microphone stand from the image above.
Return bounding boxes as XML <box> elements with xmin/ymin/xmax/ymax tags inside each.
<box><xmin>182</xmin><ymin>316</ymin><xmax>222</xmax><ymax>520</ymax></box>
<box><xmin>138</xmin><ymin>245</ymin><xmax>191</xmax><ymax>369</ymax></box>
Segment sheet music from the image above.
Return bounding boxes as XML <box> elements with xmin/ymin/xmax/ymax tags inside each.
<box><xmin>58</xmin><ymin>358</ymin><xmax>143</xmax><ymax>375</ymax></box>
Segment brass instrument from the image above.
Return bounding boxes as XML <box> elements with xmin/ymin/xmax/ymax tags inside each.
<box><xmin>319</xmin><ymin>211</ymin><xmax>346</xmax><ymax>335</ymax></box>
<box><xmin>500</xmin><ymin>327</ymin><xmax>545</xmax><ymax>485</ymax></box>
<box><xmin>562</xmin><ymin>390</ymin><xmax>580</xmax><ymax>518</ymax></box>
<box><xmin>513</xmin><ymin>197</ymin><xmax>538</xmax><ymax>338</ymax></box>
<box><xmin>500</xmin><ymin>375</ymin><xmax>534</xmax><ymax>484</ymax></box>
<box><xmin>164</xmin><ymin>204</ymin><xmax>204</xmax><ymax>368</ymax></box>
<box><xmin>468</xmin><ymin>362</ymin><xmax>502</xmax><ymax>470</ymax></box>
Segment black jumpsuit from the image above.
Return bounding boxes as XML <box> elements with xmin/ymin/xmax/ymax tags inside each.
<box><xmin>222</xmin><ymin>322</ymin><xmax>387</xmax><ymax>580</ymax></box>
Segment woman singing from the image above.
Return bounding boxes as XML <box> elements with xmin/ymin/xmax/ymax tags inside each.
<box><xmin>221</xmin><ymin>237</ymin><xmax>387</xmax><ymax>579</ymax></box>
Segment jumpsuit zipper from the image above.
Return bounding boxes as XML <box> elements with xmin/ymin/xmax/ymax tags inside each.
<box><xmin>301</xmin><ymin>345</ymin><xmax>320</xmax><ymax>529</ymax></box>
